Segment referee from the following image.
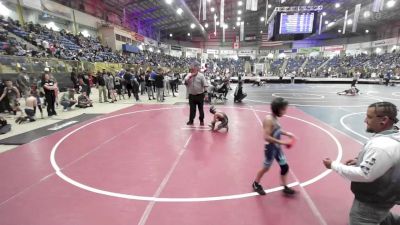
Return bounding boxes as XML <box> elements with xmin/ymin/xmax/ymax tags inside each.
<box><xmin>185</xmin><ymin>61</ymin><xmax>208</xmax><ymax>126</ymax></box>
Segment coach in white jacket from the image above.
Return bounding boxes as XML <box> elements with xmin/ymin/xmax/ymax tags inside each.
<box><xmin>323</xmin><ymin>102</ymin><xmax>400</xmax><ymax>225</ymax></box>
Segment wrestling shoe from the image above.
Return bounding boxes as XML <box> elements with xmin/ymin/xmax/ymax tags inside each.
<box><xmin>252</xmin><ymin>182</ymin><xmax>266</xmax><ymax>195</ymax></box>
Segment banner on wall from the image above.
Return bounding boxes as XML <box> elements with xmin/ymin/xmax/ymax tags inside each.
<box><xmin>279</xmin><ymin>49</ymin><xmax>298</xmax><ymax>53</ymax></box>
<box><xmin>122</xmin><ymin>44</ymin><xmax>139</xmax><ymax>53</ymax></box>
<box><xmin>40</xmin><ymin>0</ymin><xmax>72</xmax><ymax>19</ymax></box>
<box><xmin>372</xmin><ymin>37</ymin><xmax>398</xmax><ymax>47</ymax></box>
<box><xmin>220</xmin><ymin>50</ymin><xmax>236</xmax><ymax>55</ymax></box>
<box><xmin>144</xmin><ymin>37</ymin><xmax>158</xmax><ymax>46</ymax></box>
<box><xmin>238</xmin><ymin>49</ymin><xmax>257</xmax><ymax>56</ymax></box>
<box><xmin>207</xmin><ymin>49</ymin><xmax>219</xmax><ymax>54</ymax></box>
<box><xmin>323</xmin><ymin>45</ymin><xmax>345</xmax><ymax>51</ymax></box>
<box><xmin>346</xmin><ymin>43</ymin><xmax>362</xmax><ymax>50</ymax></box>
<box><xmin>186</xmin><ymin>48</ymin><xmax>202</xmax><ymax>54</ymax></box>
<box><xmin>244</xmin><ymin>35</ymin><xmax>257</xmax><ymax>41</ymax></box>
<box><xmin>22</xmin><ymin>0</ymin><xmax>42</xmax><ymax>10</ymax></box>
<box><xmin>360</xmin><ymin>42</ymin><xmax>372</xmax><ymax>49</ymax></box>
<box><xmin>158</xmin><ymin>42</ymin><xmax>169</xmax><ymax>49</ymax></box>
<box><xmin>259</xmin><ymin>49</ymin><xmax>271</xmax><ymax>55</ymax></box>
<box><xmin>131</xmin><ymin>32</ymin><xmax>144</xmax><ymax>42</ymax></box>
<box><xmin>171</xmin><ymin>45</ymin><xmax>182</xmax><ymax>51</ymax></box>
<box><xmin>298</xmin><ymin>47</ymin><xmax>321</xmax><ymax>54</ymax></box>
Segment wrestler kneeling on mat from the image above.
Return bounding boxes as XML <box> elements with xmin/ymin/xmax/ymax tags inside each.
<box><xmin>209</xmin><ymin>106</ymin><xmax>229</xmax><ymax>132</ymax></box>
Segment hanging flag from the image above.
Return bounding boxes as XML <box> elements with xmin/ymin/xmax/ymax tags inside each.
<box><xmin>220</xmin><ymin>0</ymin><xmax>224</xmax><ymax>26</ymax></box>
<box><xmin>251</xmin><ymin>0</ymin><xmax>258</xmax><ymax>11</ymax></box>
<box><xmin>318</xmin><ymin>14</ymin><xmax>323</xmax><ymax>35</ymax></box>
<box><xmin>240</xmin><ymin>21</ymin><xmax>244</xmax><ymax>41</ymax></box>
<box><xmin>198</xmin><ymin>0</ymin><xmax>202</xmax><ymax>20</ymax></box>
<box><xmin>265</xmin><ymin>0</ymin><xmax>268</xmax><ymax>26</ymax></box>
<box><xmin>222</xmin><ymin>26</ymin><xmax>225</xmax><ymax>43</ymax></box>
<box><xmin>246</xmin><ymin>0</ymin><xmax>257</xmax><ymax>11</ymax></box>
<box><xmin>214</xmin><ymin>14</ymin><xmax>217</xmax><ymax>35</ymax></box>
<box><xmin>372</xmin><ymin>0</ymin><xmax>383</xmax><ymax>12</ymax></box>
<box><xmin>343</xmin><ymin>10</ymin><xmax>348</xmax><ymax>34</ymax></box>
<box><xmin>246</xmin><ymin>0</ymin><xmax>251</xmax><ymax>10</ymax></box>
<box><xmin>352</xmin><ymin>4</ymin><xmax>361</xmax><ymax>32</ymax></box>
<box><xmin>202</xmin><ymin>0</ymin><xmax>207</xmax><ymax>21</ymax></box>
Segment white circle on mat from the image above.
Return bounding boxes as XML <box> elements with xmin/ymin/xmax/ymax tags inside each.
<box><xmin>50</xmin><ymin>107</ymin><xmax>343</xmax><ymax>202</ymax></box>
<box><xmin>272</xmin><ymin>93</ymin><xmax>325</xmax><ymax>100</ymax></box>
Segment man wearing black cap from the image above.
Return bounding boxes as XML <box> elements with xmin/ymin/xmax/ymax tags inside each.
<box><xmin>184</xmin><ymin>61</ymin><xmax>208</xmax><ymax>126</ymax></box>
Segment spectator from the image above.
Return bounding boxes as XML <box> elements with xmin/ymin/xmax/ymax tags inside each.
<box><xmin>30</xmin><ymin>86</ymin><xmax>43</xmax><ymax>119</ymax></box>
<box><xmin>0</xmin><ymin>79</ymin><xmax>22</xmax><ymax>116</ymax></box>
<box><xmin>71</xmin><ymin>68</ymin><xmax>78</xmax><ymax>92</ymax></box>
<box><xmin>106</xmin><ymin>73</ymin><xmax>117</xmax><ymax>103</ymax></box>
<box><xmin>145</xmin><ymin>71</ymin><xmax>154</xmax><ymax>100</ymax></box>
<box><xmin>131</xmin><ymin>74</ymin><xmax>140</xmax><ymax>102</ymax></box>
<box><xmin>42</xmin><ymin>72</ymin><xmax>57</xmax><ymax>117</ymax></box>
<box><xmin>16</xmin><ymin>67</ymin><xmax>31</xmax><ymax>99</ymax></box>
<box><xmin>323</xmin><ymin>102</ymin><xmax>400</xmax><ymax>225</ymax></box>
<box><xmin>60</xmin><ymin>89</ymin><xmax>77</xmax><ymax>111</ymax></box>
<box><xmin>96</xmin><ymin>71</ymin><xmax>108</xmax><ymax>103</ymax></box>
<box><xmin>138</xmin><ymin>70</ymin><xmax>146</xmax><ymax>95</ymax></box>
<box><xmin>114</xmin><ymin>74</ymin><xmax>124</xmax><ymax>100</ymax></box>
<box><xmin>123</xmin><ymin>68</ymin><xmax>133</xmax><ymax>98</ymax></box>
<box><xmin>154</xmin><ymin>68</ymin><xmax>165</xmax><ymax>102</ymax></box>
<box><xmin>78</xmin><ymin>77</ymin><xmax>90</xmax><ymax>97</ymax></box>
<box><xmin>77</xmin><ymin>92</ymin><xmax>93</xmax><ymax>108</ymax></box>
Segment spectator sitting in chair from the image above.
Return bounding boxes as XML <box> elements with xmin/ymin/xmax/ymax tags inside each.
<box><xmin>60</xmin><ymin>89</ymin><xmax>77</xmax><ymax>111</ymax></box>
<box><xmin>77</xmin><ymin>92</ymin><xmax>93</xmax><ymax>108</ymax></box>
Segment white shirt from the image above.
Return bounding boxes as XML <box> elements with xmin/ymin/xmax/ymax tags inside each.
<box><xmin>332</xmin><ymin>131</ymin><xmax>400</xmax><ymax>183</ymax></box>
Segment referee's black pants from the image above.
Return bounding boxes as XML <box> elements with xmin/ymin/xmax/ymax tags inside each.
<box><xmin>188</xmin><ymin>93</ymin><xmax>205</xmax><ymax>123</ymax></box>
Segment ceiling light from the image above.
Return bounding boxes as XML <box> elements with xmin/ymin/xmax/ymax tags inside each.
<box><xmin>211</xmin><ymin>7</ymin><xmax>215</xmax><ymax>12</ymax></box>
<box><xmin>365</xmin><ymin>29</ymin><xmax>369</xmax><ymax>33</ymax></box>
<box><xmin>327</xmin><ymin>22</ymin><xmax>335</xmax><ymax>27</ymax></box>
<box><xmin>214</xmin><ymin>14</ymin><xmax>217</xmax><ymax>19</ymax></box>
<box><xmin>387</xmin><ymin>0</ymin><xmax>396</xmax><ymax>8</ymax></box>
<box><xmin>169</xmin><ymin>33</ymin><xmax>173</xmax><ymax>37</ymax></box>
<box><xmin>260</xmin><ymin>30</ymin><xmax>263</xmax><ymax>34</ymax></box>
<box><xmin>205</xmin><ymin>23</ymin><xmax>209</xmax><ymax>28</ymax></box>
<box><xmin>190</xmin><ymin>23</ymin><xmax>196</xmax><ymax>29</ymax></box>
<box><xmin>268</xmin><ymin>4</ymin><xmax>272</xmax><ymax>8</ymax></box>
<box><xmin>237</xmin><ymin>17</ymin><xmax>241</xmax><ymax>21</ymax></box>
<box><xmin>238</xmin><ymin>1</ymin><xmax>243</xmax><ymax>6</ymax></box>
<box><xmin>305</xmin><ymin>0</ymin><xmax>310</xmax><ymax>3</ymax></box>
<box><xmin>364</xmin><ymin>11</ymin><xmax>371</xmax><ymax>18</ymax></box>
<box><xmin>347</xmin><ymin>19</ymin><xmax>353</xmax><ymax>25</ymax></box>
<box><xmin>260</xmin><ymin>17</ymin><xmax>265</xmax><ymax>22</ymax></box>
<box><xmin>322</xmin><ymin>12</ymin><xmax>327</xmax><ymax>16</ymax></box>
<box><xmin>176</xmin><ymin>8</ymin><xmax>183</xmax><ymax>15</ymax></box>
<box><xmin>238</xmin><ymin>10</ymin><xmax>242</xmax><ymax>15</ymax></box>
<box><xmin>338</xmin><ymin>29</ymin><xmax>342</xmax><ymax>33</ymax></box>
<box><xmin>187</xmin><ymin>33</ymin><xmax>191</xmax><ymax>36</ymax></box>
<box><xmin>236</xmin><ymin>21</ymin><xmax>240</xmax><ymax>26</ymax></box>
<box><xmin>165</xmin><ymin>0</ymin><xmax>173</xmax><ymax>4</ymax></box>
<box><xmin>223</xmin><ymin>24</ymin><xmax>228</xmax><ymax>29</ymax></box>
<box><xmin>216</xmin><ymin>21</ymin><xmax>220</xmax><ymax>26</ymax></box>
<box><xmin>335</xmin><ymin>3</ymin><xmax>341</xmax><ymax>8</ymax></box>
<box><xmin>324</xmin><ymin>20</ymin><xmax>329</xmax><ymax>25</ymax></box>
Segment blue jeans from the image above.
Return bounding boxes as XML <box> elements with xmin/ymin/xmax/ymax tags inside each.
<box><xmin>350</xmin><ymin>199</ymin><xmax>399</xmax><ymax>225</ymax></box>
<box><xmin>61</xmin><ymin>101</ymin><xmax>76</xmax><ymax>110</ymax></box>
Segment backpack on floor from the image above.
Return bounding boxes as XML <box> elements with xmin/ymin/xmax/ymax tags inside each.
<box><xmin>0</xmin><ymin>117</ymin><xmax>11</xmax><ymax>134</ymax></box>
